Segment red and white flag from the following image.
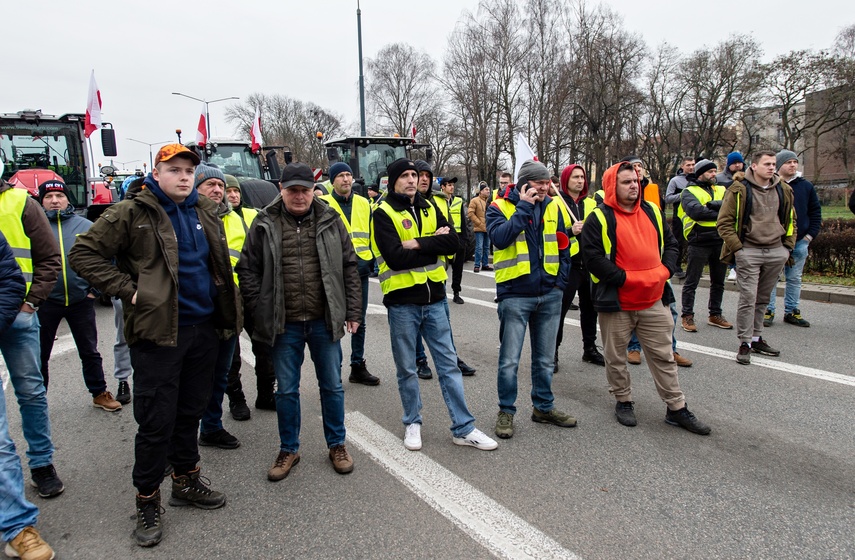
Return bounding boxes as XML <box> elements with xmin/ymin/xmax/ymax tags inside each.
<box><xmin>250</xmin><ymin>106</ymin><xmax>263</xmax><ymax>153</ymax></box>
<box><xmin>195</xmin><ymin>103</ymin><xmax>207</xmax><ymax>147</ymax></box>
<box><xmin>411</xmin><ymin>122</ymin><xmax>417</xmax><ymax>140</ymax></box>
<box><xmin>513</xmin><ymin>132</ymin><xmax>538</xmax><ymax>183</ymax></box>
<box><xmin>84</xmin><ymin>70</ymin><xmax>102</xmax><ymax>139</ymax></box>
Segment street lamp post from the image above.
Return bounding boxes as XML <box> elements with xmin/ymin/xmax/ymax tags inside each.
<box><xmin>357</xmin><ymin>0</ymin><xmax>367</xmax><ymax>136</ymax></box>
<box><xmin>171</xmin><ymin>92</ymin><xmax>240</xmax><ymax>139</ymax></box>
<box><xmin>127</xmin><ymin>138</ymin><xmax>172</xmax><ymax>170</ymax></box>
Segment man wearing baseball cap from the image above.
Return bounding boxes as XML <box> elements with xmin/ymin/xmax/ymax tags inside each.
<box><xmin>236</xmin><ymin>162</ymin><xmax>362</xmax><ymax>482</ymax></box>
<box><xmin>70</xmin><ymin>144</ymin><xmax>240</xmax><ymax>547</ymax></box>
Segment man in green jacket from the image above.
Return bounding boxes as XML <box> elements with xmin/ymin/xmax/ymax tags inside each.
<box><xmin>69</xmin><ymin>144</ymin><xmax>240</xmax><ymax>548</ymax></box>
<box><xmin>236</xmin><ymin>163</ymin><xmax>362</xmax><ymax>483</ymax></box>
<box><xmin>716</xmin><ymin>150</ymin><xmax>795</xmax><ymax>365</ymax></box>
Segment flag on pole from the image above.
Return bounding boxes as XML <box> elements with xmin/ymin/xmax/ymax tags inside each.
<box><xmin>84</xmin><ymin>70</ymin><xmax>102</xmax><ymax>139</ymax></box>
<box><xmin>411</xmin><ymin>122</ymin><xmax>417</xmax><ymax>140</ymax></box>
<box><xmin>513</xmin><ymin>132</ymin><xmax>538</xmax><ymax>183</ymax></box>
<box><xmin>196</xmin><ymin>103</ymin><xmax>207</xmax><ymax>147</ymax></box>
<box><xmin>250</xmin><ymin>106</ymin><xmax>263</xmax><ymax>153</ymax></box>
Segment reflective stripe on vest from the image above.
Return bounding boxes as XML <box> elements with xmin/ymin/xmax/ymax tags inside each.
<box><xmin>678</xmin><ymin>185</ymin><xmax>725</xmax><ymax>238</ymax></box>
<box><xmin>589</xmin><ymin>205</ymin><xmax>664</xmax><ymax>284</ymax></box>
<box><xmin>222</xmin><ymin>211</ymin><xmax>248</xmax><ymax>286</ymax></box>
<box><xmin>370</xmin><ymin>201</ymin><xmax>447</xmax><ymax>294</ymax></box>
<box><xmin>0</xmin><ymin>188</ymin><xmax>34</xmax><ymax>293</ymax></box>
<box><xmin>492</xmin><ymin>198</ymin><xmax>561</xmax><ymax>283</ymax></box>
<box><xmin>320</xmin><ymin>194</ymin><xmax>373</xmax><ymax>261</ymax></box>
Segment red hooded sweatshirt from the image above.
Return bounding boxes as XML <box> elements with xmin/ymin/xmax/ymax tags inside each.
<box><xmin>601</xmin><ymin>163</ymin><xmax>670</xmax><ymax>311</ymax></box>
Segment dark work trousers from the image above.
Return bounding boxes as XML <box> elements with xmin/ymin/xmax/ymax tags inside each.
<box><xmin>450</xmin><ymin>246</ymin><xmax>466</xmax><ymax>295</ymax></box>
<box><xmin>681</xmin><ymin>242</ymin><xmax>727</xmax><ymax>317</ymax></box>
<box><xmin>37</xmin><ymin>297</ymin><xmax>106</xmax><ymax>396</ymax></box>
<box><xmin>227</xmin><ymin>312</ymin><xmax>275</xmax><ymax>400</ymax></box>
<box><xmin>557</xmin><ymin>265</ymin><xmax>598</xmax><ymax>351</ymax></box>
<box><xmin>670</xmin><ymin>216</ymin><xmax>687</xmax><ymax>271</ymax></box>
<box><xmin>349</xmin><ymin>260</ymin><xmax>372</xmax><ymax>365</ymax></box>
<box><xmin>130</xmin><ymin>321</ymin><xmax>218</xmax><ymax>495</ymax></box>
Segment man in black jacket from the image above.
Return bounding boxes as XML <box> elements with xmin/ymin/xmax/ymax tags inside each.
<box><xmin>371</xmin><ymin>158</ymin><xmax>496</xmax><ymax>453</ymax></box>
<box><xmin>678</xmin><ymin>159</ymin><xmax>733</xmax><ymax>332</ymax></box>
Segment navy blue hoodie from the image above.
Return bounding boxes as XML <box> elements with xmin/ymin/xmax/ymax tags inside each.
<box><xmin>787</xmin><ymin>176</ymin><xmax>821</xmax><ymax>241</ymax></box>
<box><xmin>144</xmin><ymin>174</ymin><xmax>216</xmax><ymax>326</ymax></box>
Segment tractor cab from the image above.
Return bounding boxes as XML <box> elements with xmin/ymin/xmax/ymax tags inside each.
<box><xmin>324</xmin><ymin>136</ymin><xmax>432</xmax><ymax>196</ymax></box>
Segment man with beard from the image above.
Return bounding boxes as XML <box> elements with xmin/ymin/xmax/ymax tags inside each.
<box><xmin>678</xmin><ymin>159</ymin><xmax>733</xmax><ymax>332</ymax></box>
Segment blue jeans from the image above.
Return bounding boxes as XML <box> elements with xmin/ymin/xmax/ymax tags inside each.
<box><xmin>474</xmin><ymin>232</ymin><xmax>490</xmax><ymax>268</ymax></box>
<box><xmin>497</xmin><ymin>289</ymin><xmax>562</xmax><ymax>415</ymax></box>
<box><xmin>271</xmin><ymin>320</ymin><xmax>345</xmax><ymax>453</ymax></box>
<box><xmin>0</xmin><ymin>311</ymin><xmax>53</xmax><ymax>469</ymax></box>
<box><xmin>387</xmin><ymin>301</ymin><xmax>475</xmax><ymax>437</ymax></box>
<box><xmin>350</xmin><ymin>262</ymin><xmax>371</xmax><ymax>365</ymax></box>
<box><xmin>416</xmin><ymin>298</ymin><xmax>457</xmax><ymax>363</ymax></box>
<box><xmin>767</xmin><ymin>238</ymin><xmax>809</xmax><ymax>314</ymax></box>
<box><xmin>200</xmin><ymin>335</ymin><xmax>237</xmax><ymax>434</ymax></box>
<box><xmin>0</xmin><ymin>370</ymin><xmax>40</xmax><ymax>543</ymax></box>
<box><xmin>628</xmin><ymin>301</ymin><xmax>678</xmax><ymax>353</ymax></box>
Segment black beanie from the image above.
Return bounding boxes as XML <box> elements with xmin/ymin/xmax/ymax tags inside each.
<box><xmin>387</xmin><ymin>158</ymin><xmax>417</xmax><ymax>192</ymax></box>
<box><xmin>38</xmin><ymin>180</ymin><xmax>72</xmax><ymax>203</ymax></box>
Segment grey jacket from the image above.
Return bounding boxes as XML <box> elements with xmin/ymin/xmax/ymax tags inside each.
<box><xmin>236</xmin><ymin>195</ymin><xmax>361</xmax><ymax>346</ymax></box>
<box><xmin>45</xmin><ymin>207</ymin><xmax>96</xmax><ymax>305</ymax></box>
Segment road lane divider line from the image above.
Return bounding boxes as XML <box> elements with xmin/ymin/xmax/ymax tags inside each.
<box><xmin>345</xmin><ymin>411</ymin><xmax>581</xmax><ymax>560</ymax></box>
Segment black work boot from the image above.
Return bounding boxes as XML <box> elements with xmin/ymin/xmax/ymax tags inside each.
<box><xmin>416</xmin><ymin>359</ymin><xmax>433</xmax><ymax>380</ymax></box>
<box><xmin>135</xmin><ymin>490</ymin><xmax>163</xmax><ymax>547</ymax></box>
<box><xmin>349</xmin><ymin>361</ymin><xmax>380</xmax><ymax>386</ymax></box>
<box><xmin>169</xmin><ymin>468</ymin><xmax>226</xmax><ymax>509</ymax></box>
<box><xmin>228</xmin><ymin>390</ymin><xmax>251</xmax><ymax>421</ymax></box>
<box><xmin>582</xmin><ymin>346</ymin><xmax>605</xmax><ymax>366</ymax></box>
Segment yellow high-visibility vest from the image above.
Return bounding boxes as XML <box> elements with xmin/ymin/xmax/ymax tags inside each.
<box><xmin>370</xmin><ymin>201</ymin><xmax>447</xmax><ymax>294</ymax></box>
<box><xmin>492</xmin><ymin>198</ymin><xmax>561</xmax><ymax>283</ymax></box>
<box><xmin>221</xmin><ymin>208</ymin><xmax>257</xmax><ymax>285</ymax></box>
<box><xmin>320</xmin><ymin>194</ymin><xmax>373</xmax><ymax>261</ymax></box>
<box><xmin>0</xmin><ymin>188</ymin><xmax>34</xmax><ymax>293</ymax></box>
<box><xmin>445</xmin><ymin>196</ymin><xmax>463</xmax><ymax>233</ymax></box>
<box><xmin>678</xmin><ymin>185</ymin><xmax>725</xmax><ymax>237</ymax></box>
<box><xmin>557</xmin><ymin>196</ymin><xmax>597</xmax><ymax>257</ymax></box>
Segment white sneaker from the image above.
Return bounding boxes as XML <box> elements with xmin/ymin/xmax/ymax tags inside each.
<box><xmin>727</xmin><ymin>268</ymin><xmax>737</xmax><ymax>281</ymax></box>
<box><xmin>404</xmin><ymin>423</ymin><xmax>422</xmax><ymax>451</ymax></box>
<box><xmin>452</xmin><ymin>427</ymin><xmax>498</xmax><ymax>451</ymax></box>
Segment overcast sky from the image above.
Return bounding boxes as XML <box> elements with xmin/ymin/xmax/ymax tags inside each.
<box><xmin>4</xmin><ymin>0</ymin><xmax>848</xmax><ymax>169</ymax></box>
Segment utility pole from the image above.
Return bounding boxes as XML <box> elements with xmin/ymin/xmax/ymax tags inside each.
<box><xmin>357</xmin><ymin>0</ymin><xmax>367</xmax><ymax>136</ymax></box>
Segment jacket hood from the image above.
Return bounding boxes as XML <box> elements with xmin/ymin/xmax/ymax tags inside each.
<box><xmin>44</xmin><ymin>205</ymin><xmax>76</xmax><ymax>221</ymax></box>
<box><xmin>601</xmin><ymin>162</ymin><xmax>640</xmax><ymax>214</ymax></box>
<box><xmin>742</xmin><ymin>169</ymin><xmax>781</xmax><ymax>189</ymax></box>
<box><xmin>559</xmin><ymin>164</ymin><xmax>588</xmax><ymax>199</ymax></box>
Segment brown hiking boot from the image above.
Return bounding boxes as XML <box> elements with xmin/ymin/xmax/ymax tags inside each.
<box><xmin>93</xmin><ymin>391</ymin><xmax>122</xmax><ymax>412</ymax></box>
<box><xmin>674</xmin><ymin>352</ymin><xmax>693</xmax><ymax>367</ymax></box>
<box><xmin>708</xmin><ymin>315</ymin><xmax>733</xmax><ymax>329</ymax></box>
<box><xmin>268</xmin><ymin>451</ymin><xmax>300</xmax><ymax>481</ymax></box>
<box><xmin>329</xmin><ymin>444</ymin><xmax>354</xmax><ymax>474</ymax></box>
<box><xmin>681</xmin><ymin>315</ymin><xmax>697</xmax><ymax>332</ymax></box>
<box><xmin>5</xmin><ymin>527</ymin><xmax>55</xmax><ymax>560</ymax></box>
<box><xmin>627</xmin><ymin>350</ymin><xmax>642</xmax><ymax>365</ymax></box>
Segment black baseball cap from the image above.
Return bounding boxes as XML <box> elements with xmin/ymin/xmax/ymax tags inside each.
<box><xmin>279</xmin><ymin>163</ymin><xmax>315</xmax><ymax>189</ymax></box>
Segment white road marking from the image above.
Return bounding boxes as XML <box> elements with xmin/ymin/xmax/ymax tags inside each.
<box><xmin>2</xmin><ymin>335</ymin><xmax>76</xmax><ymax>390</ymax></box>
<box><xmin>345</xmin><ymin>411</ymin><xmax>580</xmax><ymax>560</ymax></box>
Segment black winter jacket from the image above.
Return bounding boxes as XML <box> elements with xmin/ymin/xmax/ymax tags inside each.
<box><xmin>0</xmin><ymin>231</ymin><xmax>26</xmax><ymax>334</ymax></box>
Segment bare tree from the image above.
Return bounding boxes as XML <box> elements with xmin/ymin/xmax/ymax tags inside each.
<box><xmin>365</xmin><ymin>43</ymin><xmax>440</xmax><ymax>137</ymax></box>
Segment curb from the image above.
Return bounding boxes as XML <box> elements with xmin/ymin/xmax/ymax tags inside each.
<box><xmin>671</xmin><ymin>276</ymin><xmax>855</xmax><ymax>306</ymax></box>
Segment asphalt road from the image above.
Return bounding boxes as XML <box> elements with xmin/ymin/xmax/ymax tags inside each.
<box><xmin>3</xmin><ymin>269</ymin><xmax>854</xmax><ymax>559</ymax></box>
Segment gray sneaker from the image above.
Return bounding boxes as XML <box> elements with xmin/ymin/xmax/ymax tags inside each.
<box><xmin>531</xmin><ymin>407</ymin><xmax>577</xmax><ymax>427</ymax></box>
<box><xmin>495</xmin><ymin>411</ymin><xmax>514</xmax><ymax>439</ymax></box>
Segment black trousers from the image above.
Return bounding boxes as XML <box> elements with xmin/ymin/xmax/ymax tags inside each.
<box><xmin>682</xmin><ymin>243</ymin><xmax>727</xmax><ymax>317</ymax></box>
<box><xmin>671</xmin><ymin>216</ymin><xmax>687</xmax><ymax>271</ymax></box>
<box><xmin>130</xmin><ymin>322</ymin><xmax>218</xmax><ymax>495</ymax></box>
<box><xmin>227</xmin><ymin>312</ymin><xmax>275</xmax><ymax>400</ymax></box>
<box><xmin>37</xmin><ymin>298</ymin><xmax>106</xmax><ymax>396</ymax></box>
<box><xmin>450</xmin><ymin>244</ymin><xmax>466</xmax><ymax>294</ymax></box>
<box><xmin>557</xmin><ymin>266</ymin><xmax>598</xmax><ymax>350</ymax></box>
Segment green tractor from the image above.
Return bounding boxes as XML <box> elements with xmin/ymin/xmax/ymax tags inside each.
<box><xmin>323</xmin><ymin>135</ymin><xmax>432</xmax><ymax>196</ymax></box>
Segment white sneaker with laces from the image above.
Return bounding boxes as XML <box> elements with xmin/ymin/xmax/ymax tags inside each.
<box><xmin>727</xmin><ymin>268</ymin><xmax>737</xmax><ymax>281</ymax></box>
<box><xmin>404</xmin><ymin>423</ymin><xmax>422</xmax><ymax>451</ymax></box>
<box><xmin>452</xmin><ymin>427</ymin><xmax>498</xmax><ymax>451</ymax></box>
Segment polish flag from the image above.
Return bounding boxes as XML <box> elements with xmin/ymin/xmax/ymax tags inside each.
<box><xmin>196</xmin><ymin>103</ymin><xmax>207</xmax><ymax>147</ymax></box>
<box><xmin>250</xmin><ymin>106</ymin><xmax>263</xmax><ymax>153</ymax></box>
<box><xmin>84</xmin><ymin>70</ymin><xmax>102</xmax><ymax>139</ymax></box>
<box><xmin>411</xmin><ymin>122</ymin><xmax>417</xmax><ymax>140</ymax></box>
